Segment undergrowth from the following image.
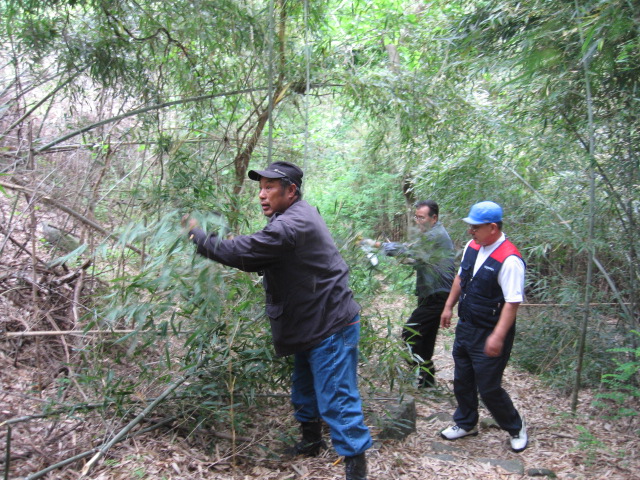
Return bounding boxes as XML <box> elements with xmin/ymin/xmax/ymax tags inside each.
<box><xmin>514</xmin><ymin>305</ymin><xmax>638</xmax><ymax>418</ymax></box>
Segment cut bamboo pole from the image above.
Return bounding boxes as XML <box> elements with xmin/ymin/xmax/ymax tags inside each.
<box><xmin>78</xmin><ymin>361</ymin><xmax>204</xmax><ymax>478</ymax></box>
<box><xmin>2</xmin><ymin>329</ymin><xmax>193</xmax><ymax>338</ymax></box>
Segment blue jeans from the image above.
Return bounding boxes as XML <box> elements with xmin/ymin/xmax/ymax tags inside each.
<box><xmin>291</xmin><ymin>317</ymin><xmax>372</xmax><ymax>457</ymax></box>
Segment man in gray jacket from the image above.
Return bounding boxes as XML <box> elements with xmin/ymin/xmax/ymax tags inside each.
<box><xmin>183</xmin><ymin>161</ymin><xmax>371</xmax><ymax>480</ymax></box>
<box><xmin>361</xmin><ymin>200</ymin><xmax>455</xmax><ymax>387</ymax></box>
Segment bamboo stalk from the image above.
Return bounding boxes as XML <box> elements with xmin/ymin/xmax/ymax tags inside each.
<box><xmin>79</xmin><ymin>359</ymin><xmax>205</xmax><ymax>477</ymax></box>
<box><xmin>23</xmin><ymin>417</ymin><xmax>175</xmax><ymax>480</ymax></box>
<box><xmin>504</xmin><ymin>166</ymin><xmax>633</xmax><ymax>321</ymax></box>
<box><xmin>2</xmin><ymin>399</ymin><xmax>169</xmax><ymax>428</ymax></box>
<box><xmin>3</xmin><ymin>329</ymin><xmax>136</xmax><ymax>337</ymax></box>
<box><xmin>35</xmin><ymin>87</ymin><xmax>271</xmax><ymax>153</ymax></box>
<box><xmin>3</xmin><ymin>426</ymin><xmax>10</xmax><ymax>480</ymax></box>
<box><xmin>2</xmin><ymin>329</ymin><xmax>193</xmax><ymax>338</ymax></box>
<box><xmin>519</xmin><ymin>303</ymin><xmax>631</xmax><ymax>307</ymax></box>
<box><xmin>0</xmin><ymin>70</ymin><xmax>83</xmax><ymax>140</ymax></box>
<box><xmin>572</xmin><ymin>0</ymin><xmax>598</xmax><ymax>414</ymax></box>
<box><xmin>2</xmin><ymin>302</ymin><xmax>631</xmax><ymax>340</ymax></box>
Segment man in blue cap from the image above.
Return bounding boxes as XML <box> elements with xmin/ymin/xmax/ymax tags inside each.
<box><xmin>183</xmin><ymin>161</ymin><xmax>372</xmax><ymax>479</ymax></box>
<box><xmin>439</xmin><ymin>201</ymin><xmax>528</xmax><ymax>452</ymax></box>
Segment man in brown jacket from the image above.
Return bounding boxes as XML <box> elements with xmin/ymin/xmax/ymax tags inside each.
<box><xmin>183</xmin><ymin>161</ymin><xmax>371</xmax><ymax>479</ymax></box>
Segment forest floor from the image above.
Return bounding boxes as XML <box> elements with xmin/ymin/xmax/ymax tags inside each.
<box><xmin>2</xmin><ymin>285</ymin><xmax>640</xmax><ymax>480</ymax></box>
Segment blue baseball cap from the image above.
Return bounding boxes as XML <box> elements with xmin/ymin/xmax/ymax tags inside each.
<box><xmin>463</xmin><ymin>201</ymin><xmax>503</xmax><ymax>225</ymax></box>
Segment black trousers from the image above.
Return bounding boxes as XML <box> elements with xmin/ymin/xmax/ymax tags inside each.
<box><xmin>401</xmin><ymin>292</ymin><xmax>448</xmax><ymax>385</ymax></box>
<box><xmin>451</xmin><ymin>320</ymin><xmax>522</xmax><ymax>434</ymax></box>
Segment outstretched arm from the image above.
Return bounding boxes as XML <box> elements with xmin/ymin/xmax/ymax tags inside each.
<box><xmin>181</xmin><ymin>214</ymin><xmax>199</xmax><ymax>233</ymax></box>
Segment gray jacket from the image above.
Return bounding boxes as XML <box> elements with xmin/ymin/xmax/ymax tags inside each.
<box><xmin>382</xmin><ymin>221</ymin><xmax>455</xmax><ymax>298</ymax></box>
<box><xmin>190</xmin><ymin>199</ymin><xmax>360</xmax><ymax>356</ymax></box>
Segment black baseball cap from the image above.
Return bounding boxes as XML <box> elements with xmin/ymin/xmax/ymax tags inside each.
<box><xmin>248</xmin><ymin>161</ymin><xmax>303</xmax><ymax>189</ymax></box>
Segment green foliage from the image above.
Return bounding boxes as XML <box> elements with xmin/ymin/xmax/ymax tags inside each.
<box><xmin>514</xmin><ymin>307</ymin><xmax>622</xmax><ymax>392</ymax></box>
<box><xmin>572</xmin><ymin>425</ymin><xmax>606</xmax><ymax>466</ymax></box>
<box><xmin>593</xmin><ymin>331</ymin><xmax>640</xmax><ymax>420</ymax></box>
<box><xmin>359</xmin><ymin>306</ymin><xmax>416</xmax><ymax>394</ymax></box>
<box><xmin>74</xmin><ymin>211</ymin><xmax>290</xmax><ymax>429</ymax></box>
<box><xmin>47</xmin><ymin>243</ymin><xmax>87</xmax><ymax>267</ymax></box>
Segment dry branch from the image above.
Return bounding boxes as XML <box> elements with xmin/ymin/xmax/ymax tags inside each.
<box><xmin>2</xmin><ymin>329</ymin><xmax>167</xmax><ymax>338</ymax></box>
<box><xmin>21</xmin><ymin>417</ymin><xmax>176</xmax><ymax>480</ymax></box>
<box><xmin>71</xmin><ymin>268</ymin><xmax>84</xmax><ymax>324</ymax></box>
<box><xmin>79</xmin><ymin>359</ymin><xmax>205</xmax><ymax>477</ymax></box>
<box><xmin>35</xmin><ymin>87</ymin><xmax>272</xmax><ymax>153</ymax></box>
<box><xmin>0</xmin><ymin>224</ymin><xmax>48</xmax><ymax>266</ymax></box>
<box><xmin>0</xmin><ymin>181</ymin><xmax>146</xmax><ymax>257</ymax></box>
<box><xmin>50</xmin><ymin>259</ymin><xmax>91</xmax><ymax>286</ymax></box>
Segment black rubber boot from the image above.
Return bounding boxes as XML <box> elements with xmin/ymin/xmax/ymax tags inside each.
<box><xmin>418</xmin><ymin>361</ymin><xmax>436</xmax><ymax>388</ymax></box>
<box><xmin>345</xmin><ymin>452</ymin><xmax>367</xmax><ymax>480</ymax></box>
<box><xmin>290</xmin><ymin>420</ymin><xmax>326</xmax><ymax>457</ymax></box>
<box><xmin>418</xmin><ymin>368</ymin><xmax>436</xmax><ymax>388</ymax></box>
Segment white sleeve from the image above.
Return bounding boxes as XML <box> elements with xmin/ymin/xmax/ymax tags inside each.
<box><xmin>498</xmin><ymin>255</ymin><xmax>525</xmax><ymax>303</ymax></box>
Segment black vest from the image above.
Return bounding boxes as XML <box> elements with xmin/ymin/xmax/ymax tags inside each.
<box><xmin>458</xmin><ymin>239</ymin><xmax>524</xmax><ymax>329</ymax></box>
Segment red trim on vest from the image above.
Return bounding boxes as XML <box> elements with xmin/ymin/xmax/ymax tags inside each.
<box><xmin>490</xmin><ymin>239</ymin><xmax>522</xmax><ymax>263</ymax></box>
<box><xmin>469</xmin><ymin>240</ymin><xmax>481</xmax><ymax>251</ymax></box>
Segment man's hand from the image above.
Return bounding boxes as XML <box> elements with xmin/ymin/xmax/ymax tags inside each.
<box><xmin>484</xmin><ymin>302</ymin><xmax>520</xmax><ymax>357</ymax></box>
<box><xmin>440</xmin><ymin>306</ymin><xmax>453</xmax><ymax>328</ymax></box>
<box><xmin>484</xmin><ymin>332</ymin><xmax>505</xmax><ymax>357</ymax></box>
<box><xmin>359</xmin><ymin>238</ymin><xmax>377</xmax><ymax>248</ymax></box>
<box><xmin>181</xmin><ymin>214</ymin><xmax>199</xmax><ymax>233</ymax></box>
<box><xmin>441</xmin><ymin>277</ymin><xmax>461</xmax><ymax>329</ymax></box>
<box><xmin>399</xmin><ymin>257</ymin><xmax>416</xmax><ymax>265</ymax></box>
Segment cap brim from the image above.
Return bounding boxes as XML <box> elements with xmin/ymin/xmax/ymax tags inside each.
<box><xmin>462</xmin><ymin>217</ymin><xmax>482</xmax><ymax>225</ymax></box>
<box><xmin>248</xmin><ymin>169</ymin><xmax>286</xmax><ymax>181</ymax></box>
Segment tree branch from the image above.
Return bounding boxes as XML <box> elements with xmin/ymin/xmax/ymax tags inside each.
<box><xmin>0</xmin><ymin>181</ymin><xmax>146</xmax><ymax>257</ymax></box>
<box><xmin>0</xmin><ymin>70</ymin><xmax>85</xmax><ymax>140</ymax></box>
<box><xmin>35</xmin><ymin>87</ymin><xmax>272</xmax><ymax>153</ymax></box>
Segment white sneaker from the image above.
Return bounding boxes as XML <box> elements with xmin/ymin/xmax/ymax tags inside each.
<box><xmin>510</xmin><ymin>418</ymin><xmax>528</xmax><ymax>452</ymax></box>
<box><xmin>440</xmin><ymin>425</ymin><xmax>478</xmax><ymax>440</ymax></box>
